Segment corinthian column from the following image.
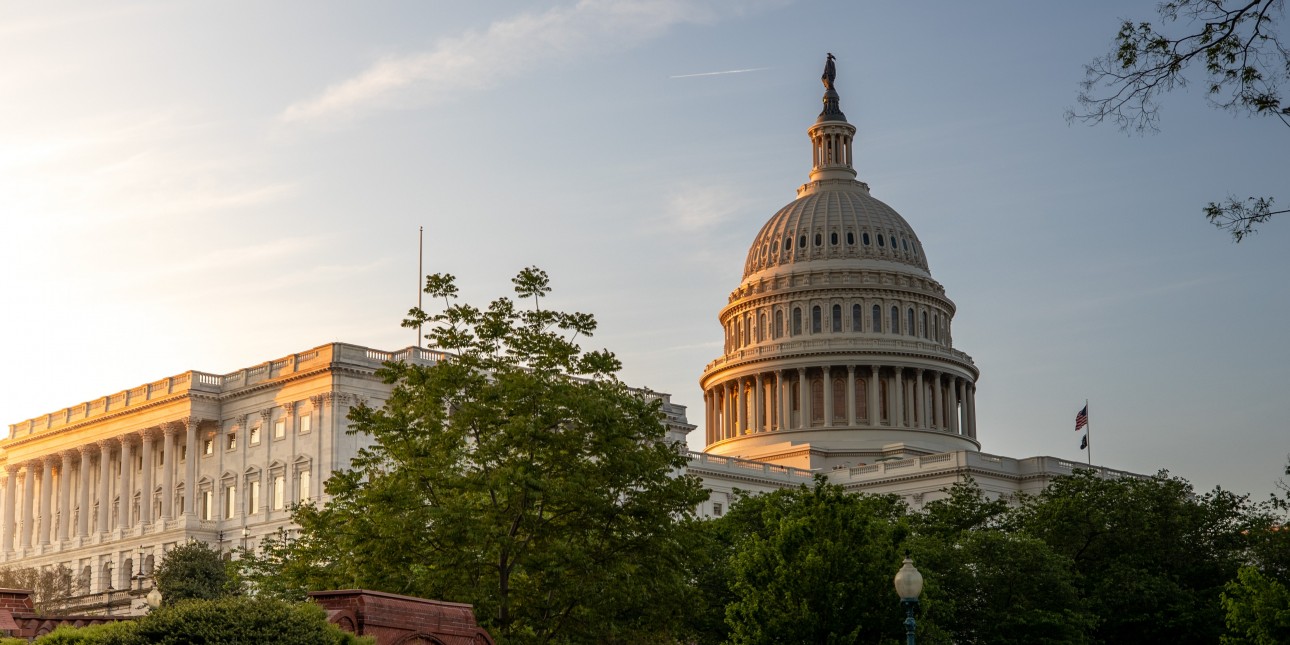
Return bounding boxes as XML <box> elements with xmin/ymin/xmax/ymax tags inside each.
<box><xmin>162</xmin><ymin>423</ymin><xmax>178</xmax><ymax>521</ymax></box>
<box><xmin>96</xmin><ymin>440</ymin><xmax>112</xmax><ymax>534</ymax></box>
<box><xmin>59</xmin><ymin>451</ymin><xmax>75</xmax><ymax>541</ymax></box>
<box><xmin>20</xmin><ymin>463</ymin><xmax>35</xmax><ymax>548</ymax></box>
<box><xmin>184</xmin><ymin>419</ymin><xmax>199</xmax><ymax>516</ymax></box>
<box><xmin>118</xmin><ymin>436</ymin><xmax>133</xmax><ymax>530</ymax></box>
<box><xmin>78</xmin><ymin>448</ymin><xmax>91</xmax><ymax>538</ymax></box>
<box><xmin>39</xmin><ymin>455</ymin><xmax>54</xmax><ymax>545</ymax></box>
<box><xmin>2</xmin><ymin>466</ymin><xmax>17</xmax><ymax>552</ymax></box>
<box><xmin>140</xmin><ymin>429</ymin><xmax>155</xmax><ymax>526</ymax></box>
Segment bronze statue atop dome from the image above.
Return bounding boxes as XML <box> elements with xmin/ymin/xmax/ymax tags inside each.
<box><xmin>822</xmin><ymin>53</ymin><xmax>836</xmax><ymax>90</ymax></box>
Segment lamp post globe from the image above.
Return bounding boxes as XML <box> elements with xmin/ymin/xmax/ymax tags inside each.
<box><xmin>893</xmin><ymin>557</ymin><xmax>923</xmax><ymax>645</ymax></box>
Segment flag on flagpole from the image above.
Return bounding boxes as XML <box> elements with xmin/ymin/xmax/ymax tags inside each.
<box><xmin>1075</xmin><ymin>405</ymin><xmax>1089</xmax><ymax>431</ymax></box>
<box><xmin>1079</xmin><ymin>434</ymin><xmax>1088</xmax><ymax>450</ymax></box>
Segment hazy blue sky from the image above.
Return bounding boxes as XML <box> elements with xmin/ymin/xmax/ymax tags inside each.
<box><xmin>3</xmin><ymin>1</ymin><xmax>1287</xmax><ymax>499</ymax></box>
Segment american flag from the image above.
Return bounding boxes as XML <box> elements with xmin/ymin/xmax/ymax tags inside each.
<box><xmin>1075</xmin><ymin>404</ymin><xmax>1089</xmax><ymax>431</ymax></box>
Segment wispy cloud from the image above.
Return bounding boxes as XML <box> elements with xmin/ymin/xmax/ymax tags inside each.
<box><xmin>666</xmin><ymin>183</ymin><xmax>754</xmax><ymax>232</ymax></box>
<box><xmin>669</xmin><ymin>66</ymin><xmax>773</xmax><ymax>79</ymax></box>
<box><xmin>282</xmin><ymin>0</ymin><xmax>784</xmax><ymax>125</ymax></box>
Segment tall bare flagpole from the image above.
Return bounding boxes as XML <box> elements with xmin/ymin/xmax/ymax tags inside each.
<box><xmin>417</xmin><ymin>225</ymin><xmax>423</xmax><ymax>348</ymax></box>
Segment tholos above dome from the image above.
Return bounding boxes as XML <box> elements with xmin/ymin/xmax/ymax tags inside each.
<box><xmin>742</xmin><ymin>184</ymin><xmax>931</xmax><ymax>281</ymax></box>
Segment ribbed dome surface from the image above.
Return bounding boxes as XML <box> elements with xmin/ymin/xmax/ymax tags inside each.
<box><xmin>742</xmin><ymin>183</ymin><xmax>930</xmax><ymax>280</ymax></box>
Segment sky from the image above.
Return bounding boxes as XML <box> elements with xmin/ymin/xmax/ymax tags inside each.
<box><xmin>2</xmin><ymin>1</ymin><xmax>1287</xmax><ymax>500</ymax></box>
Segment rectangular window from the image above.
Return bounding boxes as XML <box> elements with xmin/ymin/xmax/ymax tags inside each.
<box><xmin>273</xmin><ymin>475</ymin><xmax>285</xmax><ymax>510</ymax></box>
<box><xmin>713</xmin><ymin>502</ymin><xmax>723</xmax><ymax>517</ymax></box>
<box><xmin>299</xmin><ymin>415</ymin><xmax>312</xmax><ymax>434</ymax></box>
<box><xmin>180</xmin><ymin>444</ymin><xmax>187</xmax><ymax>463</ymax></box>
<box><xmin>227</xmin><ymin>432</ymin><xmax>237</xmax><ymax>451</ymax></box>
<box><xmin>298</xmin><ymin>470</ymin><xmax>311</xmax><ymax>503</ymax></box>
<box><xmin>249</xmin><ymin>426</ymin><xmax>261</xmax><ymax>446</ymax></box>
<box><xmin>224</xmin><ymin>485</ymin><xmax>236</xmax><ymax>519</ymax></box>
<box><xmin>248</xmin><ymin>481</ymin><xmax>260</xmax><ymax>515</ymax></box>
<box><xmin>202</xmin><ymin>439</ymin><xmax>213</xmax><ymax>456</ymax></box>
<box><xmin>274</xmin><ymin>419</ymin><xmax>286</xmax><ymax>440</ymax></box>
<box><xmin>201</xmin><ymin>490</ymin><xmax>213</xmax><ymax>521</ymax></box>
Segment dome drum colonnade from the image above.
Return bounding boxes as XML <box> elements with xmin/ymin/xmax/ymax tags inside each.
<box><xmin>700</xmin><ymin>56</ymin><xmax>979</xmax><ymax>465</ymax></box>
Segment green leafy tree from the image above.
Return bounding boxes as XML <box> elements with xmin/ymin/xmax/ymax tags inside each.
<box><xmin>153</xmin><ymin>540</ymin><xmax>238</xmax><ymax>605</ymax></box>
<box><xmin>1008</xmin><ymin>470</ymin><xmax>1255</xmax><ymax>644</ymax></box>
<box><xmin>241</xmin><ymin>267</ymin><xmax>707</xmax><ymax>644</ymax></box>
<box><xmin>1222</xmin><ymin>566</ymin><xmax>1290</xmax><ymax>644</ymax></box>
<box><xmin>33</xmin><ymin>597</ymin><xmax>371</xmax><ymax>645</ymax></box>
<box><xmin>710</xmin><ymin>479</ymin><xmax>908</xmax><ymax>645</ymax></box>
<box><xmin>1071</xmin><ymin>0</ymin><xmax>1289</xmax><ymax>241</ymax></box>
<box><xmin>907</xmin><ymin>480</ymin><xmax>1092</xmax><ymax>645</ymax></box>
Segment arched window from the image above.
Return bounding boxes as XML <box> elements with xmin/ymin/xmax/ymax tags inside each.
<box><xmin>811</xmin><ymin>379</ymin><xmax>824</xmax><ymax>424</ymax></box>
<box><xmin>902</xmin><ymin>239</ymin><xmax>909</xmax><ymax>252</ymax></box>
<box><xmin>831</xmin><ymin>304</ymin><xmax>842</xmax><ymax>332</ymax></box>
<box><xmin>814</xmin><ymin>233</ymin><xmax>823</xmax><ymax>247</ymax></box>
<box><xmin>907</xmin><ymin>308</ymin><xmax>915</xmax><ymax>336</ymax></box>
<box><xmin>847</xmin><ymin>231</ymin><xmax>855</xmax><ymax>245</ymax></box>
<box><xmin>933</xmin><ymin>315</ymin><xmax>939</xmax><ymax>342</ymax></box>
<box><xmin>811</xmin><ymin>306</ymin><xmax>822</xmax><ymax>333</ymax></box>
<box><xmin>832</xmin><ymin>378</ymin><xmax>846</xmax><ymax>422</ymax></box>
<box><xmin>878</xmin><ymin>234</ymin><xmax>886</xmax><ymax>247</ymax></box>
<box><xmin>784</xmin><ymin>237</ymin><xmax>791</xmax><ymax>251</ymax></box>
<box><xmin>852</xmin><ymin>304</ymin><xmax>862</xmax><ymax>332</ymax></box>
<box><xmin>758</xmin><ymin>312</ymin><xmax>766</xmax><ymax>342</ymax></box>
<box><xmin>775</xmin><ymin>309</ymin><xmax>784</xmax><ymax>338</ymax></box>
<box><xmin>830</xmin><ymin>232</ymin><xmax>839</xmax><ymax>245</ymax></box>
<box><xmin>735</xmin><ymin>319</ymin><xmax>742</xmax><ymax>348</ymax></box>
<box><xmin>791</xmin><ymin>379</ymin><xmax>801</xmax><ymax>411</ymax></box>
<box><xmin>891</xmin><ymin>306</ymin><xmax>900</xmax><ymax>334</ymax></box>
<box><xmin>855</xmin><ymin>378</ymin><xmax>868</xmax><ymax>421</ymax></box>
<box><xmin>799</xmin><ymin>235</ymin><xmax>807</xmax><ymax>248</ymax></box>
<box><xmin>872</xmin><ymin>305</ymin><xmax>882</xmax><ymax>332</ymax></box>
<box><xmin>921</xmin><ymin>311</ymin><xmax>929</xmax><ymax>338</ymax></box>
<box><xmin>863</xmin><ymin>232</ymin><xmax>871</xmax><ymax>246</ymax></box>
<box><xmin>744</xmin><ymin>313</ymin><xmax>752</xmax><ymax>346</ymax></box>
<box><xmin>792</xmin><ymin>307</ymin><xmax>803</xmax><ymax>335</ymax></box>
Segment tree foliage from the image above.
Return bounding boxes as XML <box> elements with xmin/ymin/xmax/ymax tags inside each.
<box><xmin>240</xmin><ymin>267</ymin><xmax>707</xmax><ymax>644</ymax></box>
<box><xmin>31</xmin><ymin>597</ymin><xmax>370</xmax><ymax>645</ymax></box>
<box><xmin>0</xmin><ymin>565</ymin><xmax>80</xmax><ymax>614</ymax></box>
<box><xmin>153</xmin><ymin>540</ymin><xmax>238</xmax><ymax>605</ymax></box>
<box><xmin>1071</xmin><ymin>0</ymin><xmax>1289</xmax><ymax>240</ymax></box>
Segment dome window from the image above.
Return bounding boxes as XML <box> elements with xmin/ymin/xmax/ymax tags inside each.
<box><xmin>877</xmin><ymin>235</ymin><xmax>885</xmax><ymax>248</ymax></box>
<box><xmin>799</xmin><ymin>235</ymin><xmax>807</xmax><ymax>248</ymax></box>
<box><xmin>872</xmin><ymin>304</ymin><xmax>882</xmax><ymax>332</ymax></box>
<box><xmin>862</xmin><ymin>232</ymin><xmax>871</xmax><ymax>246</ymax></box>
<box><xmin>907</xmin><ymin>308</ymin><xmax>915</xmax><ymax>336</ymax></box>
<box><xmin>852</xmin><ymin>304</ymin><xmax>862</xmax><ymax>332</ymax></box>
<box><xmin>830</xmin><ymin>232</ymin><xmax>838</xmax><ymax>245</ymax></box>
<box><xmin>775</xmin><ymin>310</ymin><xmax>784</xmax><ymax>338</ymax></box>
<box><xmin>811</xmin><ymin>306</ymin><xmax>822</xmax><ymax>333</ymax></box>
<box><xmin>847</xmin><ymin>232</ymin><xmax>855</xmax><ymax>245</ymax></box>
<box><xmin>784</xmin><ymin>238</ymin><xmax>791</xmax><ymax>252</ymax></box>
<box><xmin>890</xmin><ymin>306</ymin><xmax>900</xmax><ymax>334</ymax></box>
<box><xmin>792</xmin><ymin>307</ymin><xmax>803</xmax><ymax>335</ymax></box>
<box><xmin>814</xmin><ymin>233</ymin><xmax>822</xmax><ymax>247</ymax></box>
<box><xmin>831</xmin><ymin>304</ymin><xmax>842</xmax><ymax>332</ymax></box>
<box><xmin>902</xmin><ymin>239</ymin><xmax>909</xmax><ymax>252</ymax></box>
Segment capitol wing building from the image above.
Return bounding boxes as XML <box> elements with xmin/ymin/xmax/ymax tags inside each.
<box><xmin>3</xmin><ymin>59</ymin><xmax>1140</xmax><ymax>613</ymax></box>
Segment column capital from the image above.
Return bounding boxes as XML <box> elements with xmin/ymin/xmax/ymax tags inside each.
<box><xmin>259</xmin><ymin>409</ymin><xmax>273</xmax><ymax>423</ymax></box>
<box><xmin>310</xmin><ymin>393</ymin><xmax>329</xmax><ymax>407</ymax></box>
<box><xmin>61</xmin><ymin>449</ymin><xmax>79</xmax><ymax>461</ymax></box>
<box><xmin>140</xmin><ymin>427</ymin><xmax>161</xmax><ymax>440</ymax></box>
<box><xmin>43</xmin><ymin>453</ymin><xmax>59</xmax><ymax>466</ymax></box>
<box><xmin>162</xmin><ymin>421</ymin><xmax>182</xmax><ymax>437</ymax></box>
<box><xmin>96</xmin><ymin>437</ymin><xmax>117</xmax><ymax>451</ymax></box>
<box><xmin>5</xmin><ymin>464</ymin><xmax>19</xmax><ymax>475</ymax></box>
<box><xmin>281</xmin><ymin>402</ymin><xmax>295</xmax><ymax>418</ymax></box>
<box><xmin>117</xmin><ymin>433</ymin><xmax>138</xmax><ymax>448</ymax></box>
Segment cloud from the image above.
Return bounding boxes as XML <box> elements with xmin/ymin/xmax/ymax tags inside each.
<box><xmin>282</xmin><ymin>0</ymin><xmax>783</xmax><ymax>124</ymax></box>
<box><xmin>666</xmin><ymin>184</ymin><xmax>754</xmax><ymax>232</ymax></box>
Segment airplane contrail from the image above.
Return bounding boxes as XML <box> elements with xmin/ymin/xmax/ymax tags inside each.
<box><xmin>669</xmin><ymin>66</ymin><xmax>774</xmax><ymax>79</ymax></box>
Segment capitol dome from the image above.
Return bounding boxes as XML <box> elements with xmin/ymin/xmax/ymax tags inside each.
<box><xmin>699</xmin><ymin>56</ymin><xmax>980</xmax><ymax>470</ymax></box>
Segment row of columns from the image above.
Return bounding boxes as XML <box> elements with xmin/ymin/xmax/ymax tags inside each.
<box><xmin>704</xmin><ymin>364</ymin><xmax>976</xmax><ymax>445</ymax></box>
<box><xmin>0</xmin><ymin>418</ymin><xmax>203</xmax><ymax>551</ymax></box>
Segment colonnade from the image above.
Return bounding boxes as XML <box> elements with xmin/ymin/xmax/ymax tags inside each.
<box><xmin>0</xmin><ymin>418</ymin><xmax>203</xmax><ymax>551</ymax></box>
<box><xmin>704</xmin><ymin>364</ymin><xmax>976</xmax><ymax>445</ymax></box>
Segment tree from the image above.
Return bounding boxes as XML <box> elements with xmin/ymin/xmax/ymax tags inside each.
<box><xmin>1222</xmin><ymin>566</ymin><xmax>1290</xmax><ymax>644</ymax></box>
<box><xmin>32</xmin><ymin>597</ymin><xmax>371</xmax><ymax>645</ymax></box>
<box><xmin>706</xmin><ymin>479</ymin><xmax>908</xmax><ymax>645</ymax></box>
<box><xmin>0</xmin><ymin>564</ymin><xmax>80</xmax><ymax>614</ymax></box>
<box><xmin>1071</xmin><ymin>0</ymin><xmax>1289</xmax><ymax>241</ymax></box>
<box><xmin>241</xmin><ymin>267</ymin><xmax>707</xmax><ymax>644</ymax></box>
<box><xmin>153</xmin><ymin>540</ymin><xmax>238</xmax><ymax>605</ymax></box>
<box><xmin>1008</xmin><ymin>470</ymin><xmax>1256</xmax><ymax>644</ymax></box>
<box><xmin>907</xmin><ymin>480</ymin><xmax>1092</xmax><ymax>645</ymax></box>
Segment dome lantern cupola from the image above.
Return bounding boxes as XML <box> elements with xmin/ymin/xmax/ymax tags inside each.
<box><xmin>808</xmin><ymin>53</ymin><xmax>858</xmax><ymax>184</ymax></box>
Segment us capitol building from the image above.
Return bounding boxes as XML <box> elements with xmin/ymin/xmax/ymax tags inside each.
<box><xmin>3</xmin><ymin>59</ymin><xmax>1138</xmax><ymax>613</ymax></box>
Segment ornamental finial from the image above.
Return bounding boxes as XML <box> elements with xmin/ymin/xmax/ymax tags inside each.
<box><xmin>817</xmin><ymin>53</ymin><xmax>846</xmax><ymax>123</ymax></box>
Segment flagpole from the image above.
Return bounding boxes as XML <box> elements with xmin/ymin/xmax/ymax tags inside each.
<box><xmin>417</xmin><ymin>225</ymin><xmax>423</xmax><ymax>348</ymax></box>
<box><xmin>1084</xmin><ymin>399</ymin><xmax>1091</xmax><ymax>466</ymax></box>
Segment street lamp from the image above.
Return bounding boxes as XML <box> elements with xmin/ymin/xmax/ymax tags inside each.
<box><xmin>893</xmin><ymin>556</ymin><xmax>924</xmax><ymax>645</ymax></box>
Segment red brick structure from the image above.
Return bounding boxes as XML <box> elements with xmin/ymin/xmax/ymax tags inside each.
<box><xmin>0</xmin><ymin>588</ymin><xmax>130</xmax><ymax>639</ymax></box>
<box><xmin>310</xmin><ymin>590</ymin><xmax>495</xmax><ymax>645</ymax></box>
